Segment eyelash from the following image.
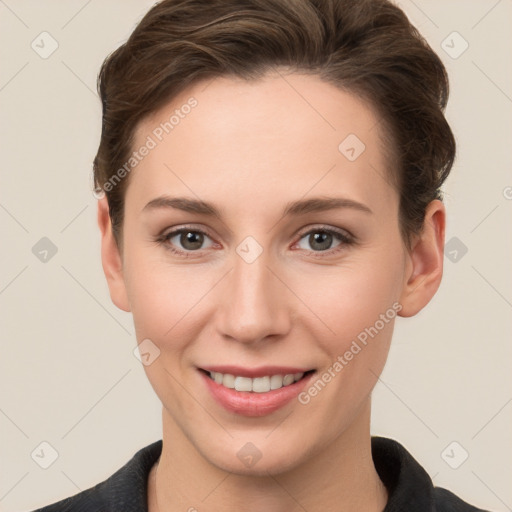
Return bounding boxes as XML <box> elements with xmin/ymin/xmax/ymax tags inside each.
<box><xmin>155</xmin><ymin>224</ymin><xmax>355</xmax><ymax>259</ymax></box>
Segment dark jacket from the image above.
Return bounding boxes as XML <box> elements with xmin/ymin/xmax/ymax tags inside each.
<box><xmin>29</xmin><ymin>437</ymin><xmax>492</xmax><ymax>511</ymax></box>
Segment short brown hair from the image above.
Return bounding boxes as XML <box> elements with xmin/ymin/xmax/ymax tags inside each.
<box><xmin>93</xmin><ymin>0</ymin><xmax>456</xmax><ymax>248</ymax></box>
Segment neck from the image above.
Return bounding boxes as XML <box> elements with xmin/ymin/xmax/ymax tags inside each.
<box><xmin>148</xmin><ymin>400</ymin><xmax>388</xmax><ymax>512</ymax></box>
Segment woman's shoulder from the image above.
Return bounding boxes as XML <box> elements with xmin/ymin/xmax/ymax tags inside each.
<box><xmin>27</xmin><ymin>440</ymin><xmax>162</xmax><ymax>512</ymax></box>
<box><xmin>371</xmin><ymin>436</ymin><xmax>493</xmax><ymax>512</ymax></box>
<box><xmin>433</xmin><ymin>487</ymin><xmax>491</xmax><ymax>512</ymax></box>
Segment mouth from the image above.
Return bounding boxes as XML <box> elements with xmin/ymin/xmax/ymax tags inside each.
<box><xmin>198</xmin><ymin>366</ymin><xmax>316</xmax><ymax>416</ymax></box>
<box><xmin>199</xmin><ymin>368</ymin><xmax>315</xmax><ymax>393</ymax></box>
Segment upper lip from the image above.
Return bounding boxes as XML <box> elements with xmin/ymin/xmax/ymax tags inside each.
<box><xmin>199</xmin><ymin>365</ymin><xmax>314</xmax><ymax>378</ymax></box>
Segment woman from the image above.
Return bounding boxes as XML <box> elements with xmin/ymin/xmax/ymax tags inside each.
<box><xmin>31</xmin><ymin>0</ymin><xmax>492</xmax><ymax>510</ymax></box>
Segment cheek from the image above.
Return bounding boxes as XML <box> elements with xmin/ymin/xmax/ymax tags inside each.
<box><xmin>293</xmin><ymin>257</ymin><xmax>403</xmax><ymax>427</ymax></box>
<box><xmin>124</xmin><ymin>254</ymin><xmax>213</xmax><ymax>413</ymax></box>
<box><xmin>123</xmin><ymin>246</ymin><xmax>217</xmax><ymax>347</ymax></box>
<box><xmin>294</xmin><ymin>251</ymin><xmax>404</xmax><ymax>346</ymax></box>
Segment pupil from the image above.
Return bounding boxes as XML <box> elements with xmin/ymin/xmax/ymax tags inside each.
<box><xmin>182</xmin><ymin>231</ymin><xmax>203</xmax><ymax>250</ymax></box>
<box><xmin>311</xmin><ymin>232</ymin><xmax>331</xmax><ymax>251</ymax></box>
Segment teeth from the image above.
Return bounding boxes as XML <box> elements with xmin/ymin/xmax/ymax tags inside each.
<box><xmin>234</xmin><ymin>376</ymin><xmax>252</xmax><ymax>392</ymax></box>
<box><xmin>282</xmin><ymin>374</ymin><xmax>295</xmax><ymax>386</ymax></box>
<box><xmin>270</xmin><ymin>374</ymin><xmax>283</xmax><ymax>390</ymax></box>
<box><xmin>222</xmin><ymin>374</ymin><xmax>235</xmax><ymax>388</ymax></box>
<box><xmin>252</xmin><ymin>376</ymin><xmax>270</xmax><ymax>393</ymax></box>
<box><xmin>209</xmin><ymin>371</ymin><xmax>305</xmax><ymax>392</ymax></box>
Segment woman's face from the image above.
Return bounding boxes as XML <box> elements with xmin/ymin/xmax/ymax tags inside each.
<box><xmin>100</xmin><ymin>71</ymin><xmax>438</xmax><ymax>474</ymax></box>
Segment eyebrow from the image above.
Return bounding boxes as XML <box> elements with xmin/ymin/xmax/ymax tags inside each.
<box><xmin>142</xmin><ymin>196</ymin><xmax>373</xmax><ymax>218</ymax></box>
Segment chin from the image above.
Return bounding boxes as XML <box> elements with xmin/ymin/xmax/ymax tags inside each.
<box><xmin>201</xmin><ymin>435</ymin><xmax>312</xmax><ymax>477</ymax></box>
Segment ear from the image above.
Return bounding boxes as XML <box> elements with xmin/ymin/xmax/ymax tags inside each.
<box><xmin>398</xmin><ymin>199</ymin><xmax>445</xmax><ymax>317</ymax></box>
<box><xmin>97</xmin><ymin>196</ymin><xmax>131</xmax><ymax>312</ymax></box>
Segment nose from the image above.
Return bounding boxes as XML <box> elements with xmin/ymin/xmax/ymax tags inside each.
<box><xmin>215</xmin><ymin>248</ymin><xmax>292</xmax><ymax>345</ymax></box>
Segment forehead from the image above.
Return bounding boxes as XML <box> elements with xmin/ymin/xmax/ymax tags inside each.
<box><xmin>127</xmin><ymin>72</ymin><xmax>396</xmax><ymax>218</ymax></box>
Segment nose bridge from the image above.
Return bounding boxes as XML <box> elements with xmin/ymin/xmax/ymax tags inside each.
<box><xmin>217</xmin><ymin>241</ymin><xmax>290</xmax><ymax>344</ymax></box>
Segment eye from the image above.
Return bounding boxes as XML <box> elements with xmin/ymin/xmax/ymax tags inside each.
<box><xmin>157</xmin><ymin>226</ymin><xmax>215</xmax><ymax>257</ymax></box>
<box><xmin>294</xmin><ymin>226</ymin><xmax>353</xmax><ymax>254</ymax></box>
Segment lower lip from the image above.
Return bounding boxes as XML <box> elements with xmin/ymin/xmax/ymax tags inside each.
<box><xmin>200</xmin><ymin>370</ymin><xmax>314</xmax><ymax>417</ymax></box>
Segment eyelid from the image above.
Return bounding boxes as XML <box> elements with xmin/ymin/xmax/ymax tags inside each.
<box><xmin>159</xmin><ymin>223</ymin><xmax>215</xmax><ymax>240</ymax></box>
<box><xmin>294</xmin><ymin>224</ymin><xmax>354</xmax><ymax>242</ymax></box>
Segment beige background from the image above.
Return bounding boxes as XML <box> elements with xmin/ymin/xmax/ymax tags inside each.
<box><xmin>1</xmin><ymin>1</ymin><xmax>511</xmax><ymax>511</ymax></box>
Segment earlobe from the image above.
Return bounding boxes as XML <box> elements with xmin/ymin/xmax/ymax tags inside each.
<box><xmin>398</xmin><ymin>200</ymin><xmax>446</xmax><ymax>318</ymax></box>
<box><xmin>97</xmin><ymin>197</ymin><xmax>131</xmax><ymax>312</ymax></box>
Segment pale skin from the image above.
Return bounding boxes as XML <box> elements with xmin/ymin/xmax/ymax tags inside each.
<box><xmin>98</xmin><ymin>71</ymin><xmax>445</xmax><ymax>512</ymax></box>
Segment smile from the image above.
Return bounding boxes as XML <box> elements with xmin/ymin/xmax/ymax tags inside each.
<box><xmin>207</xmin><ymin>371</ymin><xmax>308</xmax><ymax>393</ymax></box>
<box><xmin>199</xmin><ymin>366</ymin><xmax>316</xmax><ymax>416</ymax></box>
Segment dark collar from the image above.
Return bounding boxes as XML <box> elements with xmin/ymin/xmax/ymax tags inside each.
<box><xmin>35</xmin><ymin>437</ymin><xmax>488</xmax><ymax>511</ymax></box>
<box><xmin>372</xmin><ymin>436</ymin><xmax>435</xmax><ymax>511</ymax></box>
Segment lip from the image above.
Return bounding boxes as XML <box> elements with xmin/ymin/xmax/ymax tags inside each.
<box><xmin>199</xmin><ymin>367</ymin><xmax>315</xmax><ymax>417</ymax></box>
<box><xmin>200</xmin><ymin>365</ymin><xmax>312</xmax><ymax>378</ymax></box>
